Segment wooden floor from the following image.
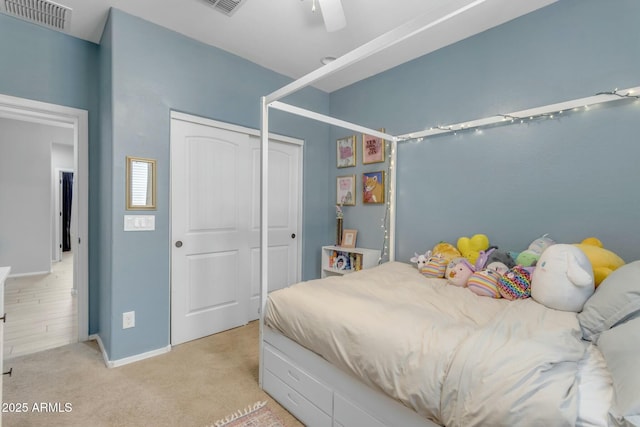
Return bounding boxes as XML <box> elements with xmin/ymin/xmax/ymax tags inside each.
<box><xmin>3</xmin><ymin>252</ymin><xmax>77</xmax><ymax>359</ymax></box>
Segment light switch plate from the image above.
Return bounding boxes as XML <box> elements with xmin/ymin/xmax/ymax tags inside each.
<box><xmin>124</xmin><ymin>215</ymin><xmax>155</xmax><ymax>231</ymax></box>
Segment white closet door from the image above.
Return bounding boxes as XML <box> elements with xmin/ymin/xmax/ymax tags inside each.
<box><xmin>171</xmin><ymin>119</ymin><xmax>252</xmax><ymax>345</ymax></box>
<box><xmin>171</xmin><ymin>117</ymin><xmax>301</xmax><ymax>345</ymax></box>
<box><xmin>248</xmin><ymin>136</ymin><xmax>301</xmax><ymax>319</ymax></box>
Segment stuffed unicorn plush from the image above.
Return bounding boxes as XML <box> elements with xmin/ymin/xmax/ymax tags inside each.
<box><xmin>531</xmin><ymin>244</ymin><xmax>594</xmax><ymax>312</ymax></box>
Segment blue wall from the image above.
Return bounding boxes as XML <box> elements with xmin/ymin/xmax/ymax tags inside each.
<box><xmin>0</xmin><ymin>9</ymin><xmax>331</xmax><ymax>361</ymax></box>
<box><xmin>330</xmin><ymin>0</ymin><xmax>640</xmax><ymax>264</ymax></box>
<box><xmin>103</xmin><ymin>9</ymin><xmax>330</xmax><ymax>360</ymax></box>
<box><xmin>0</xmin><ymin>13</ymin><xmax>102</xmax><ymax>335</ymax></box>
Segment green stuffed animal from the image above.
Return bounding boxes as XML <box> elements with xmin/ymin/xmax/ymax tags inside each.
<box><xmin>515</xmin><ymin>234</ymin><xmax>555</xmax><ymax>266</ymax></box>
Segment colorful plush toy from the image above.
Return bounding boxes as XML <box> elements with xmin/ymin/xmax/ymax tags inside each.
<box><xmin>573</xmin><ymin>237</ymin><xmax>625</xmax><ymax>287</ymax></box>
<box><xmin>515</xmin><ymin>234</ymin><xmax>556</xmax><ymax>266</ymax></box>
<box><xmin>497</xmin><ymin>265</ymin><xmax>534</xmax><ymax>300</ymax></box>
<box><xmin>445</xmin><ymin>257</ymin><xmax>475</xmax><ymax>287</ymax></box>
<box><xmin>410</xmin><ymin>251</ymin><xmax>447</xmax><ymax>278</ymax></box>
<box><xmin>531</xmin><ymin>244</ymin><xmax>594</xmax><ymax>312</ymax></box>
<box><xmin>467</xmin><ymin>269</ymin><xmax>502</xmax><ymax>298</ymax></box>
<box><xmin>421</xmin><ymin>254</ymin><xmax>447</xmax><ymax>278</ymax></box>
<box><xmin>457</xmin><ymin>234</ymin><xmax>490</xmax><ymax>265</ymax></box>
<box><xmin>431</xmin><ymin>242</ymin><xmax>462</xmax><ymax>263</ymax></box>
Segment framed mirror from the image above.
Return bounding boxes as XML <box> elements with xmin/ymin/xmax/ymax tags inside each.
<box><xmin>126</xmin><ymin>156</ymin><xmax>157</xmax><ymax>210</ymax></box>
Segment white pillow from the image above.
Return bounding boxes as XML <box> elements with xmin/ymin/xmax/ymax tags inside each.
<box><xmin>597</xmin><ymin>317</ymin><xmax>640</xmax><ymax>427</ymax></box>
<box><xmin>578</xmin><ymin>261</ymin><xmax>640</xmax><ymax>341</ymax></box>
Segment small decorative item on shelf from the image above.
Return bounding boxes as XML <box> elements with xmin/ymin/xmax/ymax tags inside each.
<box><xmin>336</xmin><ymin>203</ymin><xmax>344</xmax><ymax>246</ymax></box>
<box><xmin>334</xmin><ymin>252</ymin><xmax>350</xmax><ymax>270</ymax></box>
<box><xmin>341</xmin><ymin>229</ymin><xmax>357</xmax><ymax>248</ymax></box>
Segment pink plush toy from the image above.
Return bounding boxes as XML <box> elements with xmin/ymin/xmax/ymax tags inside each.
<box><xmin>445</xmin><ymin>257</ymin><xmax>475</xmax><ymax>287</ymax></box>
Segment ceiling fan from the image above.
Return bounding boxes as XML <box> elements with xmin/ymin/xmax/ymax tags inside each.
<box><xmin>305</xmin><ymin>0</ymin><xmax>346</xmax><ymax>32</ymax></box>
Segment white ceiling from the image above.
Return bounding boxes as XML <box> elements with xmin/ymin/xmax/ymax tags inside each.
<box><xmin>11</xmin><ymin>0</ymin><xmax>556</xmax><ymax>92</ymax></box>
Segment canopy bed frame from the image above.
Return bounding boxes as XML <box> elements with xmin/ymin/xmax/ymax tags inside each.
<box><xmin>257</xmin><ymin>1</ymin><xmax>639</xmax><ymax>425</ymax></box>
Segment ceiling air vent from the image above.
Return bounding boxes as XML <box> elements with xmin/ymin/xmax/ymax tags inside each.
<box><xmin>2</xmin><ymin>0</ymin><xmax>72</xmax><ymax>32</ymax></box>
<box><xmin>205</xmin><ymin>0</ymin><xmax>246</xmax><ymax>17</ymax></box>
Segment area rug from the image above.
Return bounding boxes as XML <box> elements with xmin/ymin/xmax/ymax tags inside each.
<box><xmin>212</xmin><ymin>401</ymin><xmax>286</xmax><ymax>427</ymax></box>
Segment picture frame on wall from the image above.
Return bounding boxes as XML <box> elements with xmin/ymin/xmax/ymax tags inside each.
<box><xmin>336</xmin><ymin>135</ymin><xmax>356</xmax><ymax>168</ymax></box>
<box><xmin>336</xmin><ymin>175</ymin><xmax>356</xmax><ymax>206</ymax></box>
<box><xmin>341</xmin><ymin>229</ymin><xmax>357</xmax><ymax>248</ymax></box>
<box><xmin>362</xmin><ymin>129</ymin><xmax>385</xmax><ymax>164</ymax></box>
<box><xmin>362</xmin><ymin>171</ymin><xmax>385</xmax><ymax>204</ymax></box>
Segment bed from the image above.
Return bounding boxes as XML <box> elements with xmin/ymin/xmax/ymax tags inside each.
<box><xmin>256</xmin><ymin>3</ymin><xmax>639</xmax><ymax>426</ymax></box>
<box><xmin>262</xmin><ymin>260</ymin><xmax>640</xmax><ymax>427</ymax></box>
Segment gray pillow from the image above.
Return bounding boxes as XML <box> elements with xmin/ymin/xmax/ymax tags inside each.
<box><xmin>597</xmin><ymin>316</ymin><xmax>640</xmax><ymax>427</ymax></box>
<box><xmin>578</xmin><ymin>261</ymin><xmax>640</xmax><ymax>341</ymax></box>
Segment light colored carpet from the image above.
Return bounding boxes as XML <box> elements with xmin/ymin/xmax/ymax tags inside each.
<box><xmin>2</xmin><ymin>321</ymin><xmax>303</xmax><ymax>427</ymax></box>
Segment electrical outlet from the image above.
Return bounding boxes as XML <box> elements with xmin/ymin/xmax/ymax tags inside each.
<box><xmin>123</xmin><ymin>311</ymin><xmax>135</xmax><ymax>329</ymax></box>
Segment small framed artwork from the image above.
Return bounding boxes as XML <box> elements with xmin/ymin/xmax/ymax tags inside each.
<box><xmin>336</xmin><ymin>135</ymin><xmax>356</xmax><ymax>168</ymax></box>
<box><xmin>341</xmin><ymin>229</ymin><xmax>357</xmax><ymax>248</ymax></box>
<box><xmin>362</xmin><ymin>171</ymin><xmax>385</xmax><ymax>204</ymax></box>
<box><xmin>362</xmin><ymin>129</ymin><xmax>385</xmax><ymax>164</ymax></box>
<box><xmin>336</xmin><ymin>175</ymin><xmax>356</xmax><ymax>206</ymax></box>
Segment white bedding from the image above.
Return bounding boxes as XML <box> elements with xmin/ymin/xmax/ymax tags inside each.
<box><xmin>265</xmin><ymin>261</ymin><xmax>612</xmax><ymax>426</ymax></box>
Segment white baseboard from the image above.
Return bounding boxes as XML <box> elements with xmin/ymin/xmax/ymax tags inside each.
<box><xmin>9</xmin><ymin>269</ymin><xmax>51</xmax><ymax>278</ymax></box>
<box><xmin>89</xmin><ymin>334</ymin><xmax>171</xmax><ymax>368</ymax></box>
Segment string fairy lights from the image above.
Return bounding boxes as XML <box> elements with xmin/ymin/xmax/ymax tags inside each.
<box><xmin>378</xmin><ymin>139</ymin><xmax>394</xmax><ymax>263</ymax></box>
<box><xmin>269</xmin><ymin>85</ymin><xmax>638</xmax><ymax>264</ymax></box>
<box><xmin>397</xmin><ymin>86</ymin><xmax>640</xmax><ymax>142</ymax></box>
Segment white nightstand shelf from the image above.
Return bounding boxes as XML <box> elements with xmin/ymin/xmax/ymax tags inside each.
<box><xmin>321</xmin><ymin>246</ymin><xmax>381</xmax><ymax>278</ymax></box>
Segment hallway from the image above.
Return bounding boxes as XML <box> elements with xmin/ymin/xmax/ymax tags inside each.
<box><xmin>4</xmin><ymin>252</ymin><xmax>77</xmax><ymax>359</ymax></box>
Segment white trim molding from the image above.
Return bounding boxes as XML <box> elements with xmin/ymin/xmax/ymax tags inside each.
<box><xmin>90</xmin><ymin>334</ymin><xmax>172</xmax><ymax>368</ymax></box>
<box><xmin>0</xmin><ymin>93</ymin><xmax>89</xmax><ymax>343</ymax></box>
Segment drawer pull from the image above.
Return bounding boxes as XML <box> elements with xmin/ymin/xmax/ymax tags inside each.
<box><xmin>287</xmin><ymin>369</ymin><xmax>300</xmax><ymax>382</ymax></box>
<box><xmin>3</xmin><ymin>368</ymin><xmax>12</xmax><ymax>377</ymax></box>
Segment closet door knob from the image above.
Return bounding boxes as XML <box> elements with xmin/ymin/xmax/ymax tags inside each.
<box><xmin>291</xmin><ymin>233</ymin><xmax>296</xmax><ymax>239</ymax></box>
<box><xmin>175</xmin><ymin>241</ymin><xmax>183</xmax><ymax>248</ymax></box>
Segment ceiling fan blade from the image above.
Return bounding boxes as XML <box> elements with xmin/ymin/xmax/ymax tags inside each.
<box><xmin>318</xmin><ymin>0</ymin><xmax>346</xmax><ymax>32</ymax></box>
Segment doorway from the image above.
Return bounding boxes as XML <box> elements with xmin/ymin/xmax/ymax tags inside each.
<box><xmin>0</xmin><ymin>93</ymin><xmax>89</xmax><ymax>357</ymax></box>
<box><xmin>170</xmin><ymin>112</ymin><xmax>303</xmax><ymax>345</ymax></box>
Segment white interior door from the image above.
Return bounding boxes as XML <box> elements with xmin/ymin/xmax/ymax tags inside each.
<box><xmin>249</xmin><ymin>136</ymin><xmax>301</xmax><ymax>319</ymax></box>
<box><xmin>171</xmin><ymin>115</ymin><xmax>301</xmax><ymax>345</ymax></box>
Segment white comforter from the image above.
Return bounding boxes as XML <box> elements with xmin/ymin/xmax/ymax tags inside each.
<box><xmin>265</xmin><ymin>261</ymin><xmax>588</xmax><ymax>426</ymax></box>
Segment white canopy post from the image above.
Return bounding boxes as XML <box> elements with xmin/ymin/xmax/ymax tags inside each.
<box><xmin>270</xmin><ymin>101</ymin><xmax>396</xmax><ymax>141</ymax></box>
<box><xmin>389</xmin><ymin>139</ymin><xmax>398</xmax><ymax>261</ymax></box>
<box><xmin>258</xmin><ymin>95</ymin><xmax>269</xmax><ymax>388</ymax></box>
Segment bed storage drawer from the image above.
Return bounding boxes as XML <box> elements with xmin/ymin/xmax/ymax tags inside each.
<box><xmin>264</xmin><ymin>369</ymin><xmax>332</xmax><ymax>427</ymax></box>
<box><xmin>334</xmin><ymin>393</ymin><xmax>387</xmax><ymax>427</ymax></box>
<box><xmin>264</xmin><ymin>346</ymin><xmax>332</xmax><ymax>414</ymax></box>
